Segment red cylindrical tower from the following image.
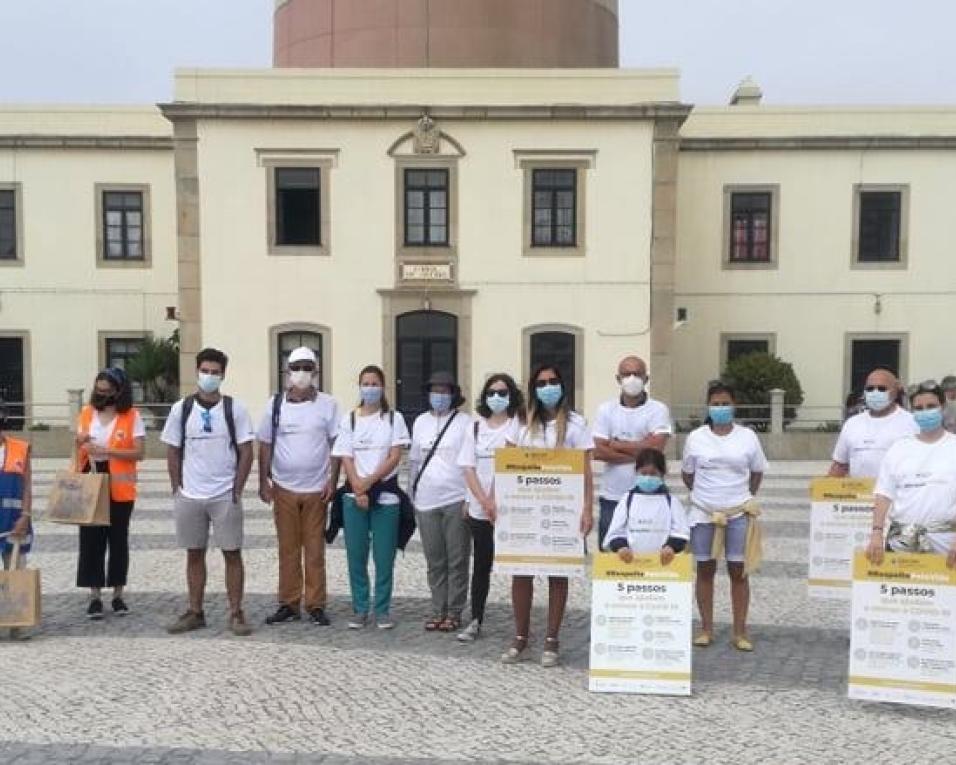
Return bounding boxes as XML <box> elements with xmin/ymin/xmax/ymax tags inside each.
<box><xmin>274</xmin><ymin>0</ymin><xmax>619</xmax><ymax>68</ymax></box>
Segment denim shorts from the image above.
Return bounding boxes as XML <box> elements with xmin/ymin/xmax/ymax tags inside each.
<box><xmin>690</xmin><ymin>513</ymin><xmax>748</xmax><ymax>562</ymax></box>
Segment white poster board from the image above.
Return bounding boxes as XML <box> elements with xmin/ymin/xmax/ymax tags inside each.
<box><xmin>808</xmin><ymin>478</ymin><xmax>875</xmax><ymax>600</ymax></box>
<box><xmin>849</xmin><ymin>551</ymin><xmax>956</xmax><ymax>709</ymax></box>
<box><xmin>493</xmin><ymin>447</ymin><xmax>586</xmax><ymax>578</ymax></box>
<box><xmin>589</xmin><ymin>552</ymin><xmax>692</xmax><ymax>696</ymax></box>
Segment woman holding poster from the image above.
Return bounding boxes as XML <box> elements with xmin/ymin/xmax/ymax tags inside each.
<box><xmin>500</xmin><ymin>364</ymin><xmax>594</xmax><ymax>668</ymax></box>
<box><xmin>681</xmin><ymin>381</ymin><xmax>768</xmax><ymax>652</ymax></box>
<box><xmin>867</xmin><ymin>381</ymin><xmax>956</xmax><ymax>566</ymax></box>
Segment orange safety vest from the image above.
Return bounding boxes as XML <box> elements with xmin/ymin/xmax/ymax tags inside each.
<box><xmin>77</xmin><ymin>405</ymin><xmax>139</xmax><ymax>502</ymax></box>
<box><xmin>1</xmin><ymin>436</ymin><xmax>28</xmax><ymax>476</ymax></box>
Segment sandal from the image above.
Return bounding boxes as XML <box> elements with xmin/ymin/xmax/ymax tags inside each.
<box><xmin>500</xmin><ymin>636</ymin><xmax>530</xmax><ymax>664</ymax></box>
<box><xmin>438</xmin><ymin>616</ymin><xmax>460</xmax><ymax>633</ymax></box>
<box><xmin>541</xmin><ymin>637</ymin><xmax>560</xmax><ymax>668</ymax></box>
<box><xmin>424</xmin><ymin>616</ymin><xmax>443</xmax><ymax>632</ymax></box>
<box><xmin>731</xmin><ymin>634</ymin><xmax>754</xmax><ymax>652</ymax></box>
<box><xmin>693</xmin><ymin>631</ymin><xmax>713</xmax><ymax>647</ymax></box>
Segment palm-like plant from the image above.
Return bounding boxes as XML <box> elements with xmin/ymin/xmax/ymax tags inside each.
<box><xmin>125</xmin><ymin>332</ymin><xmax>179</xmax><ymax>403</ymax></box>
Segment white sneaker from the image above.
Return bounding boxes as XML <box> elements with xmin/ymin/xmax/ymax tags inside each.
<box><xmin>348</xmin><ymin>613</ymin><xmax>368</xmax><ymax>630</ymax></box>
<box><xmin>376</xmin><ymin>615</ymin><xmax>395</xmax><ymax>630</ymax></box>
<box><xmin>457</xmin><ymin>619</ymin><xmax>481</xmax><ymax>642</ymax></box>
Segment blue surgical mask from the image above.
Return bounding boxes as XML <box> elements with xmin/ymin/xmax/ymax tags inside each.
<box><xmin>535</xmin><ymin>384</ymin><xmax>563</xmax><ymax>409</ymax></box>
<box><xmin>429</xmin><ymin>392</ymin><xmax>453</xmax><ymax>413</ymax></box>
<box><xmin>864</xmin><ymin>390</ymin><xmax>891</xmax><ymax>412</ymax></box>
<box><xmin>708</xmin><ymin>405</ymin><xmax>734</xmax><ymax>426</ymax></box>
<box><xmin>913</xmin><ymin>407</ymin><xmax>943</xmax><ymax>432</ymax></box>
<box><xmin>360</xmin><ymin>385</ymin><xmax>383</xmax><ymax>405</ymax></box>
<box><xmin>197</xmin><ymin>373</ymin><xmax>222</xmax><ymax>395</ymax></box>
<box><xmin>486</xmin><ymin>393</ymin><xmax>510</xmax><ymax>414</ymax></box>
<box><xmin>634</xmin><ymin>475</ymin><xmax>663</xmax><ymax>493</ymax></box>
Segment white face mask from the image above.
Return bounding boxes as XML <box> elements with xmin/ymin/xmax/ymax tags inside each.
<box><xmin>620</xmin><ymin>375</ymin><xmax>645</xmax><ymax>398</ymax></box>
<box><xmin>197</xmin><ymin>372</ymin><xmax>222</xmax><ymax>394</ymax></box>
<box><xmin>289</xmin><ymin>370</ymin><xmax>314</xmax><ymax>390</ymax></box>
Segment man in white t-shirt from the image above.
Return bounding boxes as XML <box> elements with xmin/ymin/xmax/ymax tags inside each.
<box><xmin>592</xmin><ymin>356</ymin><xmax>672</xmax><ymax>550</ymax></box>
<box><xmin>829</xmin><ymin>368</ymin><xmax>918</xmax><ymax>479</ymax></box>
<box><xmin>161</xmin><ymin>347</ymin><xmax>255</xmax><ymax>637</ymax></box>
<box><xmin>257</xmin><ymin>347</ymin><xmax>341</xmax><ymax>627</ymax></box>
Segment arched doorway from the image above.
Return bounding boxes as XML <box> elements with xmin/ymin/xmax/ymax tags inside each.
<box><xmin>396</xmin><ymin>310</ymin><xmax>458</xmax><ymax>422</ymax></box>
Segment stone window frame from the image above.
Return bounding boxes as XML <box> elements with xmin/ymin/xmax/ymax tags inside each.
<box><xmin>0</xmin><ymin>182</ymin><xmax>24</xmax><ymax>267</ymax></box>
<box><xmin>521</xmin><ymin>323</ymin><xmax>585</xmax><ymax>408</ymax></box>
<box><xmin>95</xmin><ymin>183</ymin><xmax>152</xmax><ymax>269</ymax></box>
<box><xmin>98</xmin><ymin>331</ymin><xmax>149</xmax><ymax>402</ymax></box>
<box><xmin>721</xmin><ymin>184</ymin><xmax>780</xmax><ymax>270</ymax></box>
<box><xmin>268</xmin><ymin>322</ymin><xmax>333</xmax><ymax>395</ymax></box>
<box><xmin>394</xmin><ymin>156</ymin><xmax>459</xmax><ymax>264</ymax></box>
<box><xmin>719</xmin><ymin>332</ymin><xmax>777</xmax><ymax>372</ymax></box>
<box><xmin>262</xmin><ymin>155</ymin><xmax>334</xmax><ymax>257</ymax></box>
<box><xmin>851</xmin><ymin>183</ymin><xmax>910</xmax><ymax>270</ymax></box>
<box><xmin>516</xmin><ymin>152</ymin><xmax>595</xmax><ymax>258</ymax></box>
<box><xmin>843</xmin><ymin>331</ymin><xmax>909</xmax><ymax>400</ymax></box>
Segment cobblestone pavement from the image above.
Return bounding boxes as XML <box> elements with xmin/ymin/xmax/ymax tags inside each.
<box><xmin>1</xmin><ymin>461</ymin><xmax>953</xmax><ymax>764</ymax></box>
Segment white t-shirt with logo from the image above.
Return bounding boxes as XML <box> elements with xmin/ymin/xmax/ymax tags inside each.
<box><xmin>410</xmin><ymin>411</ymin><xmax>470</xmax><ymax>511</ymax></box>
<box><xmin>161</xmin><ymin>397</ymin><xmax>255</xmax><ymax>500</ymax></box>
<box><xmin>832</xmin><ymin>407</ymin><xmax>919</xmax><ymax>478</ymax></box>
<box><xmin>331</xmin><ymin>410</ymin><xmax>410</xmax><ymax>505</ymax></box>
<box><xmin>602</xmin><ymin>492</ymin><xmax>691</xmax><ymax>553</ymax></box>
<box><xmin>508</xmin><ymin>411</ymin><xmax>594</xmax><ymax>450</ymax></box>
<box><xmin>88</xmin><ymin>410</ymin><xmax>147</xmax><ymax>449</ymax></box>
<box><xmin>875</xmin><ymin>433</ymin><xmax>956</xmax><ymax>528</ymax></box>
<box><xmin>456</xmin><ymin>416</ymin><xmax>517</xmax><ymax>520</ymax></box>
<box><xmin>681</xmin><ymin>424</ymin><xmax>769</xmax><ymax>523</ymax></box>
<box><xmin>593</xmin><ymin>396</ymin><xmax>672</xmax><ymax>500</ymax></box>
<box><xmin>256</xmin><ymin>392</ymin><xmax>341</xmax><ymax>494</ymax></box>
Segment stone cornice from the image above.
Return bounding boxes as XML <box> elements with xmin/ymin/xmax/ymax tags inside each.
<box><xmin>680</xmin><ymin>135</ymin><xmax>956</xmax><ymax>151</ymax></box>
<box><xmin>159</xmin><ymin>102</ymin><xmax>693</xmax><ymax>122</ymax></box>
<box><xmin>0</xmin><ymin>135</ymin><xmax>173</xmax><ymax>150</ymax></box>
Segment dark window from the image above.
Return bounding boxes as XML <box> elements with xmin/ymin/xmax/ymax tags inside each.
<box><xmin>851</xmin><ymin>339</ymin><xmax>900</xmax><ymax>395</ymax></box>
<box><xmin>276</xmin><ymin>168</ymin><xmax>321</xmax><ymax>246</ymax></box>
<box><xmin>105</xmin><ymin>337</ymin><xmax>145</xmax><ymax>402</ymax></box>
<box><xmin>0</xmin><ymin>189</ymin><xmax>16</xmax><ymax>260</ymax></box>
<box><xmin>103</xmin><ymin>191</ymin><xmax>144</xmax><ymax>260</ymax></box>
<box><xmin>396</xmin><ymin>311</ymin><xmax>457</xmax><ymax>424</ymax></box>
<box><xmin>530</xmin><ymin>331</ymin><xmax>576</xmax><ymax>409</ymax></box>
<box><xmin>0</xmin><ymin>337</ymin><xmax>25</xmax><ymax>430</ymax></box>
<box><xmin>726</xmin><ymin>338</ymin><xmax>769</xmax><ymax>365</ymax></box>
<box><xmin>277</xmin><ymin>331</ymin><xmax>323</xmax><ymax>392</ymax></box>
<box><xmin>729</xmin><ymin>192</ymin><xmax>771</xmax><ymax>262</ymax></box>
<box><xmin>404</xmin><ymin>169</ymin><xmax>449</xmax><ymax>246</ymax></box>
<box><xmin>858</xmin><ymin>191</ymin><xmax>901</xmax><ymax>262</ymax></box>
<box><xmin>532</xmin><ymin>169</ymin><xmax>577</xmax><ymax>247</ymax></box>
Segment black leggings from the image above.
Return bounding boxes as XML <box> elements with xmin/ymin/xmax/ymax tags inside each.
<box><xmin>76</xmin><ymin>499</ymin><xmax>134</xmax><ymax>589</ymax></box>
<box><xmin>468</xmin><ymin>517</ymin><xmax>494</xmax><ymax>623</ymax></box>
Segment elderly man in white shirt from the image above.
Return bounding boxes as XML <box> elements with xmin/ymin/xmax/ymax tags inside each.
<box><xmin>829</xmin><ymin>367</ymin><xmax>917</xmax><ymax>479</ymax></box>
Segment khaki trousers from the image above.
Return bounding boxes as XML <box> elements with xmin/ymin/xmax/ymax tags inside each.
<box><xmin>273</xmin><ymin>485</ymin><xmax>327</xmax><ymax>611</ymax></box>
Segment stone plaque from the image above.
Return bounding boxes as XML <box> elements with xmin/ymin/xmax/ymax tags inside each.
<box><xmin>401</xmin><ymin>263</ymin><xmax>453</xmax><ymax>282</ymax></box>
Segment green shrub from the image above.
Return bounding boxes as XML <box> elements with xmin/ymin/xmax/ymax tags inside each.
<box><xmin>722</xmin><ymin>352</ymin><xmax>804</xmax><ymax>431</ymax></box>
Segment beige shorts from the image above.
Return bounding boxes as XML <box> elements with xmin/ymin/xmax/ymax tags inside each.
<box><xmin>174</xmin><ymin>491</ymin><xmax>243</xmax><ymax>551</ymax></box>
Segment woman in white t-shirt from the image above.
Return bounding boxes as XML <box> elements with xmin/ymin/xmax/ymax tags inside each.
<box><xmin>410</xmin><ymin>371</ymin><xmax>471</xmax><ymax>634</ymax></box>
<box><xmin>332</xmin><ymin>365</ymin><xmax>411</xmax><ymax>630</ymax></box>
<box><xmin>501</xmin><ymin>364</ymin><xmax>594</xmax><ymax>668</ymax></box>
<box><xmin>455</xmin><ymin>373</ymin><xmax>525</xmax><ymax>643</ymax></box>
<box><xmin>681</xmin><ymin>381</ymin><xmax>768</xmax><ymax>652</ymax></box>
<box><xmin>868</xmin><ymin>382</ymin><xmax>956</xmax><ymax>567</ymax></box>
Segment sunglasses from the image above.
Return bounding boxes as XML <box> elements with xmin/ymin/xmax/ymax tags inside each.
<box><xmin>916</xmin><ymin>379</ymin><xmax>939</xmax><ymax>392</ymax></box>
<box><xmin>864</xmin><ymin>385</ymin><xmax>889</xmax><ymax>393</ymax></box>
<box><xmin>535</xmin><ymin>378</ymin><xmax>561</xmax><ymax>388</ymax></box>
<box><xmin>200</xmin><ymin>409</ymin><xmax>213</xmax><ymax>434</ymax></box>
<box><xmin>289</xmin><ymin>364</ymin><xmax>315</xmax><ymax>372</ymax></box>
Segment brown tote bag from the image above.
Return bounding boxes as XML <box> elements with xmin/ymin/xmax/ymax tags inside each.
<box><xmin>0</xmin><ymin>538</ymin><xmax>42</xmax><ymax>628</ymax></box>
<box><xmin>46</xmin><ymin>450</ymin><xmax>110</xmax><ymax>526</ymax></box>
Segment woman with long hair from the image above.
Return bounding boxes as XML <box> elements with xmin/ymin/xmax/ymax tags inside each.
<box><xmin>501</xmin><ymin>364</ymin><xmax>594</xmax><ymax>667</ymax></box>
<box><xmin>75</xmin><ymin>367</ymin><xmax>145</xmax><ymax>619</ymax></box>
<box><xmin>456</xmin><ymin>373</ymin><xmax>525</xmax><ymax>642</ymax></box>
<box><xmin>332</xmin><ymin>365</ymin><xmax>410</xmax><ymax>629</ymax></box>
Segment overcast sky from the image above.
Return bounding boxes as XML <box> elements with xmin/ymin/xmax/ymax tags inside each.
<box><xmin>0</xmin><ymin>0</ymin><xmax>951</xmax><ymax>106</ymax></box>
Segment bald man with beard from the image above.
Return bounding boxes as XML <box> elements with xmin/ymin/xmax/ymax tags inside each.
<box><xmin>829</xmin><ymin>368</ymin><xmax>918</xmax><ymax>479</ymax></box>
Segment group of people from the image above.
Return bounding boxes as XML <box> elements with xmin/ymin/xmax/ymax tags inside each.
<box><xmin>1</xmin><ymin>351</ymin><xmax>954</xmax><ymax>662</ymax></box>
